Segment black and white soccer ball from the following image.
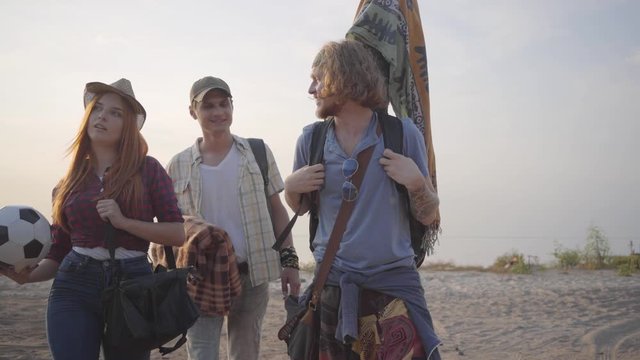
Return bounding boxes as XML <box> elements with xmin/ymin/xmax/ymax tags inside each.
<box><xmin>0</xmin><ymin>205</ymin><xmax>52</xmax><ymax>272</ymax></box>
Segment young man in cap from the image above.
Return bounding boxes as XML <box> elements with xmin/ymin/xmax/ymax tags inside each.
<box><xmin>166</xmin><ymin>76</ymin><xmax>301</xmax><ymax>360</ymax></box>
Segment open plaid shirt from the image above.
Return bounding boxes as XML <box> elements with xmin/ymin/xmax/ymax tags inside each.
<box><xmin>166</xmin><ymin>136</ymin><xmax>282</xmax><ymax>286</ymax></box>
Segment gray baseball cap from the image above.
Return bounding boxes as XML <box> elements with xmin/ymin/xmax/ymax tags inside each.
<box><xmin>190</xmin><ymin>76</ymin><xmax>232</xmax><ymax>103</ymax></box>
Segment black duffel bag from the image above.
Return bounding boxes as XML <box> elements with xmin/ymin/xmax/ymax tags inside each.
<box><xmin>102</xmin><ymin>225</ymin><xmax>199</xmax><ymax>356</ymax></box>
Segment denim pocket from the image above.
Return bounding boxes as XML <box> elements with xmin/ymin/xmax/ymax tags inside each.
<box><xmin>57</xmin><ymin>256</ymin><xmax>82</xmax><ymax>273</ymax></box>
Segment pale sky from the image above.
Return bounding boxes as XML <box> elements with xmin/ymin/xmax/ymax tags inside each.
<box><xmin>1</xmin><ymin>0</ymin><xmax>638</xmax><ymax>266</ymax></box>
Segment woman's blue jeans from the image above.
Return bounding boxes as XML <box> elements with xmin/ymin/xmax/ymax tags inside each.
<box><xmin>46</xmin><ymin>250</ymin><xmax>152</xmax><ymax>360</ymax></box>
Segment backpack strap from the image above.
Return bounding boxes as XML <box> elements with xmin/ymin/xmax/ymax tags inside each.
<box><xmin>377</xmin><ymin>112</ymin><xmax>404</xmax><ymax>193</ymax></box>
<box><xmin>270</xmin><ymin>120</ymin><xmax>332</xmax><ymax>252</ymax></box>
<box><xmin>377</xmin><ymin>113</ymin><xmax>416</xmax><ymax>249</ymax></box>
<box><xmin>248</xmin><ymin>138</ymin><xmax>281</xmax><ymax>249</ymax></box>
<box><xmin>306</xmin><ymin>113</ymin><xmax>429</xmax><ymax>266</ymax></box>
<box><xmin>309</xmin><ymin>119</ymin><xmax>332</xmax><ymax>166</ymax></box>
<box><xmin>247</xmin><ymin>137</ymin><xmax>310</xmax><ymax>252</ymax></box>
<box><xmin>377</xmin><ymin>112</ymin><xmax>403</xmax><ymax>154</ymax></box>
<box><xmin>377</xmin><ymin>112</ymin><xmax>430</xmax><ymax>267</ymax></box>
<box><xmin>248</xmin><ymin>138</ymin><xmax>269</xmax><ymax>189</ymax></box>
<box><xmin>306</xmin><ymin>119</ymin><xmax>333</xmax><ymax>251</ymax></box>
<box><xmin>306</xmin><ymin>115</ymin><xmax>403</xmax><ymax>252</ymax></box>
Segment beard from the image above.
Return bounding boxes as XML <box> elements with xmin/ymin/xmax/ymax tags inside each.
<box><xmin>315</xmin><ymin>96</ymin><xmax>344</xmax><ymax>119</ymax></box>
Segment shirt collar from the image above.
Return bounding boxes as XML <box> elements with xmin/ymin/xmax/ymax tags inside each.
<box><xmin>189</xmin><ymin>135</ymin><xmax>251</xmax><ymax>166</ymax></box>
<box><xmin>190</xmin><ymin>138</ymin><xmax>203</xmax><ymax>165</ymax></box>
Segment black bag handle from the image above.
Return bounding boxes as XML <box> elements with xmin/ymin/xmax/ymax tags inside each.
<box><xmin>158</xmin><ymin>334</ymin><xmax>188</xmax><ymax>356</ymax></box>
<box><xmin>104</xmin><ymin>222</ymin><xmax>177</xmax><ymax>270</ymax></box>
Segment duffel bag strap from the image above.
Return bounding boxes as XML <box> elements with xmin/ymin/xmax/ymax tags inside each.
<box><xmin>104</xmin><ymin>223</ymin><xmax>177</xmax><ymax>271</ymax></box>
<box><xmin>164</xmin><ymin>245</ymin><xmax>177</xmax><ymax>270</ymax></box>
<box><xmin>158</xmin><ymin>334</ymin><xmax>188</xmax><ymax>356</ymax></box>
<box><xmin>307</xmin><ymin>143</ymin><xmax>375</xmax><ymax>311</ymax></box>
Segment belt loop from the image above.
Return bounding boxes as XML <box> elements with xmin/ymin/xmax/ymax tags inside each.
<box><xmin>79</xmin><ymin>254</ymin><xmax>90</xmax><ymax>268</ymax></box>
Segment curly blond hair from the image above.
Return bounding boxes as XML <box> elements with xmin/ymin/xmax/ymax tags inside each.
<box><xmin>312</xmin><ymin>39</ymin><xmax>388</xmax><ymax>109</ymax></box>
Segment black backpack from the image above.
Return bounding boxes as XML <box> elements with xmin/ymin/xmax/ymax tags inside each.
<box><xmin>247</xmin><ymin>138</ymin><xmax>275</xmax><ymax>236</ymax></box>
<box><xmin>247</xmin><ymin>138</ymin><xmax>299</xmax><ymax>252</ymax></box>
<box><xmin>248</xmin><ymin>138</ymin><xmax>269</xmax><ymax>191</ymax></box>
<box><xmin>307</xmin><ymin>112</ymin><xmax>430</xmax><ymax>267</ymax></box>
<box><xmin>247</xmin><ymin>138</ymin><xmax>276</xmax><ymax>241</ymax></box>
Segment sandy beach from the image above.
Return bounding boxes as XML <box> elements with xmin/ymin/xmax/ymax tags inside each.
<box><xmin>1</xmin><ymin>269</ymin><xmax>639</xmax><ymax>360</ymax></box>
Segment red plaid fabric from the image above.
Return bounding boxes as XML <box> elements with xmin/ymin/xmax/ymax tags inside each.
<box><xmin>46</xmin><ymin>156</ymin><xmax>183</xmax><ymax>263</ymax></box>
<box><xmin>151</xmin><ymin>216</ymin><xmax>242</xmax><ymax>316</ymax></box>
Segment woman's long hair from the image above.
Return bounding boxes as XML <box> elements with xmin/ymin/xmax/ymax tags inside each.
<box><xmin>52</xmin><ymin>93</ymin><xmax>148</xmax><ymax>231</ymax></box>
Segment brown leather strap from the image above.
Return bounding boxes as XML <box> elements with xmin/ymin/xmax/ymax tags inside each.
<box><xmin>307</xmin><ymin>143</ymin><xmax>376</xmax><ymax>311</ymax></box>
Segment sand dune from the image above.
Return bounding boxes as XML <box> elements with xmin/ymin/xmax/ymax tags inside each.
<box><xmin>425</xmin><ymin>269</ymin><xmax>640</xmax><ymax>359</ymax></box>
<box><xmin>1</xmin><ymin>269</ymin><xmax>639</xmax><ymax>359</ymax></box>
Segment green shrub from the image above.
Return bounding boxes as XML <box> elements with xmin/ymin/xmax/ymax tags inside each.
<box><xmin>421</xmin><ymin>261</ymin><xmax>486</xmax><ymax>272</ymax></box>
<box><xmin>492</xmin><ymin>251</ymin><xmax>529</xmax><ymax>274</ymax></box>
<box><xmin>493</xmin><ymin>251</ymin><xmax>519</xmax><ymax>268</ymax></box>
<box><xmin>583</xmin><ymin>226</ymin><xmax>610</xmax><ymax>269</ymax></box>
<box><xmin>609</xmin><ymin>255</ymin><xmax>640</xmax><ymax>272</ymax></box>
<box><xmin>552</xmin><ymin>244</ymin><xmax>581</xmax><ymax>270</ymax></box>
<box><xmin>617</xmin><ymin>263</ymin><xmax>633</xmax><ymax>276</ymax></box>
<box><xmin>609</xmin><ymin>255</ymin><xmax>631</xmax><ymax>268</ymax></box>
<box><xmin>511</xmin><ymin>260</ymin><xmax>532</xmax><ymax>274</ymax></box>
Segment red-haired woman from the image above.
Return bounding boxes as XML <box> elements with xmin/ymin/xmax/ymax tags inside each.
<box><xmin>1</xmin><ymin>78</ymin><xmax>184</xmax><ymax>360</ymax></box>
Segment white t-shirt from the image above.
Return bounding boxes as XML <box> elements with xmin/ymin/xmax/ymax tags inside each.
<box><xmin>199</xmin><ymin>145</ymin><xmax>246</xmax><ymax>262</ymax></box>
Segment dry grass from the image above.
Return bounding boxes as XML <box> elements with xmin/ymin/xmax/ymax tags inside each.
<box><xmin>420</xmin><ymin>261</ymin><xmax>487</xmax><ymax>272</ymax></box>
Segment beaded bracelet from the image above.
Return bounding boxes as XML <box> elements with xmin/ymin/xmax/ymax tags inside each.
<box><xmin>279</xmin><ymin>247</ymin><xmax>300</xmax><ymax>270</ymax></box>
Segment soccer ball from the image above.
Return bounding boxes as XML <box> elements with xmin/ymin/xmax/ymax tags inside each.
<box><xmin>0</xmin><ymin>205</ymin><xmax>52</xmax><ymax>272</ymax></box>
